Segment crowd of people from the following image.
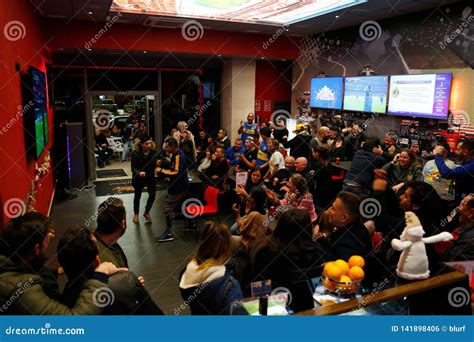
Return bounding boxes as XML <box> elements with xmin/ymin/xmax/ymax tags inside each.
<box><xmin>1</xmin><ymin>111</ymin><xmax>473</xmax><ymax>315</ymax></box>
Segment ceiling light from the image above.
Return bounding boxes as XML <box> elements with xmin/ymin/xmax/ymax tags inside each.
<box><xmin>335</xmin><ymin>15</ymin><xmax>339</xmax><ymax>18</ymax></box>
<box><xmin>88</xmin><ymin>11</ymin><xmax>93</xmax><ymax>15</ymax></box>
<box><xmin>143</xmin><ymin>50</ymin><xmax>147</xmax><ymax>53</ymax></box>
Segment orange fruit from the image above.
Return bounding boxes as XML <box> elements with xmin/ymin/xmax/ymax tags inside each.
<box><xmin>348</xmin><ymin>266</ymin><xmax>365</xmax><ymax>281</ymax></box>
<box><xmin>340</xmin><ymin>275</ymin><xmax>352</xmax><ymax>283</ymax></box>
<box><xmin>334</xmin><ymin>259</ymin><xmax>349</xmax><ymax>275</ymax></box>
<box><xmin>348</xmin><ymin>255</ymin><xmax>365</xmax><ymax>268</ymax></box>
<box><xmin>324</xmin><ymin>262</ymin><xmax>343</xmax><ymax>281</ymax></box>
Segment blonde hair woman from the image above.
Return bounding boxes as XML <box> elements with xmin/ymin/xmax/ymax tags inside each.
<box><xmin>179</xmin><ymin>222</ymin><xmax>243</xmax><ymax>315</ymax></box>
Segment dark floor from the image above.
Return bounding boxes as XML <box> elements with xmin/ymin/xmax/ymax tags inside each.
<box><xmin>49</xmin><ymin>185</ymin><xmax>235</xmax><ymax>315</ymax></box>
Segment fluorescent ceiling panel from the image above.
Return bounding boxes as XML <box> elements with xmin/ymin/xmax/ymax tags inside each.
<box><xmin>110</xmin><ymin>0</ymin><xmax>366</xmax><ymax>26</ymax></box>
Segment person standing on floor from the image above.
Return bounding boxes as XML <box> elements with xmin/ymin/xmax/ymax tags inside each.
<box><xmin>131</xmin><ymin>136</ymin><xmax>159</xmax><ymax>224</ymax></box>
<box><xmin>155</xmin><ymin>138</ymin><xmax>190</xmax><ymax>242</ymax></box>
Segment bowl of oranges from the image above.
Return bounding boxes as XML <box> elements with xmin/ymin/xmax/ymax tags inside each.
<box><xmin>322</xmin><ymin>255</ymin><xmax>365</xmax><ymax>295</ymax></box>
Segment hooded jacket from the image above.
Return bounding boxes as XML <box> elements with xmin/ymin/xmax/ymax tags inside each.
<box><xmin>0</xmin><ymin>255</ymin><xmax>106</xmax><ymax>315</ymax></box>
<box><xmin>179</xmin><ymin>260</ymin><xmax>242</xmax><ymax>315</ymax></box>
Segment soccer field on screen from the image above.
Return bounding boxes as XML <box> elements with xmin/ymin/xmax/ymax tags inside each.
<box><xmin>343</xmin><ymin>95</ymin><xmax>386</xmax><ymax>113</ymax></box>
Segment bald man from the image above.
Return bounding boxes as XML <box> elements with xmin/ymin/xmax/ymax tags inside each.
<box><xmin>310</xmin><ymin>126</ymin><xmax>332</xmax><ymax>152</ymax></box>
<box><xmin>294</xmin><ymin>157</ymin><xmax>315</xmax><ymax>194</ymax></box>
<box><xmin>270</xmin><ymin>156</ymin><xmax>296</xmax><ymax>196</ymax></box>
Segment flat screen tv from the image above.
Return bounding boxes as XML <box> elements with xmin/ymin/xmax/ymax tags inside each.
<box><xmin>343</xmin><ymin>76</ymin><xmax>388</xmax><ymax>113</ymax></box>
<box><xmin>24</xmin><ymin>67</ymin><xmax>49</xmax><ymax>159</ymax></box>
<box><xmin>387</xmin><ymin>73</ymin><xmax>452</xmax><ymax>119</ymax></box>
<box><xmin>310</xmin><ymin>77</ymin><xmax>344</xmax><ymax>110</ymax></box>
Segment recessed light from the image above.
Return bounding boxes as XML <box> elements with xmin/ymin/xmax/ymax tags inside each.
<box><xmin>217</xmin><ymin>54</ymin><xmax>222</xmax><ymax>57</ymax></box>
<box><xmin>88</xmin><ymin>11</ymin><xmax>93</xmax><ymax>15</ymax></box>
<box><xmin>335</xmin><ymin>15</ymin><xmax>339</xmax><ymax>18</ymax></box>
<box><xmin>261</xmin><ymin>56</ymin><xmax>265</xmax><ymax>59</ymax></box>
<box><xmin>143</xmin><ymin>50</ymin><xmax>147</xmax><ymax>53</ymax></box>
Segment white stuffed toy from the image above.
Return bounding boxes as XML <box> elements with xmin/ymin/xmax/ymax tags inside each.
<box><xmin>391</xmin><ymin>211</ymin><xmax>453</xmax><ymax>280</ymax></box>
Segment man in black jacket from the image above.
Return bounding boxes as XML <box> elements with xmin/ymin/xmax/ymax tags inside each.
<box><xmin>155</xmin><ymin>138</ymin><xmax>190</xmax><ymax>242</ymax></box>
<box><xmin>284</xmin><ymin>123</ymin><xmax>311</xmax><ymax>159</ymax></box>
<box><xmin>323</xmin><ymin>191</ymin><xmax>373</xmax><ymax>260</ymax></box>
<box><xmin>343</xmin><ymin>136</ymin><xmax>387</xmax><ymax>195</ymax></box>
<box><xmin>131</xmin><ymin>136</ymin><xmax>159</xmax><ymax>223</ymax></box>
<box><xmin>58</xmin><ymin>227</ymin><xmax>163</xmax><ymax>315</ymax></box>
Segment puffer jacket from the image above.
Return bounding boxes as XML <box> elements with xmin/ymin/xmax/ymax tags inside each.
<box><xmin>0</xmin><ymin>255</ymin><xmax>107</xmax><ymax>315</ymax></box>
<box><xmin>179</xmin><ymin>260</ymin><xmax>243</xmax><ymax>315</ymax></box>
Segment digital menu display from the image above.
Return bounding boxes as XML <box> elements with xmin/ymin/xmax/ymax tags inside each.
<box><xmin>387</xmin><ymin>73</ymin><xmax>452</xmax><ymax>119</ymax></box>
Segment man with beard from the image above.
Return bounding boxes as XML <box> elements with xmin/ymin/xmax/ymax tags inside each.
<box><xmin>0</xmin><ymin>212</ymin><xmax>125</xmax><ymax>314</ymax></box>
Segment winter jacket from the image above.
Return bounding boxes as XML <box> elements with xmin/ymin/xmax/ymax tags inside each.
<box><xmin>435</xmin><ymin>156</ymin><xmax>474</xmax><ymax>201</ymax></box>
<box><xmin>284</xmin><ymin>132</ymin><xmax>311</xmax><ymax>159</ymax></box>
<box><xmin>0</xmin><ymin>255</ymin><xmax>107</xmax><ymax>315</ymax></box>
<box><xmin>94</xmin><ymin>233</ymin><xmax>128</xmax><ymax>268</ymax></box>
<box><xmin>344</xmin><ymin>150</ymin><xmax>387</xmax><ymax>189</ymax></box>
<box><xmin>160</xmin><ymin>149</ymin><xmax>189</xmax><ymax>195</ymax></box>
<box><xmin>131</xmin><ymin>145</ymin><xmax>159</xmax><ymax>179</ymax></box>
<box><xmin>62</xmin><ymin>271</ymin><xmax>163</xmax><ymax>315</ymax></box>
<box><xmin>382</xmin><ymin>161</ymin><xmax>423</xmax><ymax>187</ymax></box>
<box><xmin>325</xmin><ymin>221</ymin><xmax>373</xmax><ymax>261</ymax></box>
<box><xmin>179</xmin><ymin>260</ymin><xmax>243</xmax><ymax>315</ymax></box>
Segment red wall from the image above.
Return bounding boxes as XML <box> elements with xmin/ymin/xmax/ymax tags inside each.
<box><xmin>44</xmin><ymin>21</ymin><xmax>299</xmax><ymax>60</ymax></box>
<box><xmin>255</xmin><ymin>60</ymin><xmax>292</xmax><ymax>123</ymax></box>
<box><xmin>0</xmin><ymin>0</ymin><xmax>54</xmax><ymax>227</ymax></box>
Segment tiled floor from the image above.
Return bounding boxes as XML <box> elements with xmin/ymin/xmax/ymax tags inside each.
<box><xmin>49</xmin><ymin>186</ymin><xmax>235</xmax><ymax>315</ymax></box>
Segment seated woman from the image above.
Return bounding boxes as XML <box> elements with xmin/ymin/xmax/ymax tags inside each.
<box><xmin>231</xmin><ymin>187</ymin><xmax>268</xmax><ymax>247</ymax></box>
<box><xmin>247</xmin><ymin>209</ymin><xmax>325</xmax><ymax>292</ymax></box>
<box><xmin>235</xmin><ymin>168</ymin><xmax>266</xmax><ymax>200</ymax></box>
<box><xmin>197</xmin><ymin>146</ymin><xmax>215</xmax><ymax>174</ymax></box>
<box><xmin>179</xmin><ymin>222</ymin><xmax>243</xmax><ymax>315</ymax></box>
<box><xmin>382</xmin><ymin>148</ymin><xmax>423</xmax><ymax>196</ymax></box>
<box><xmin>266</xmin><ymin>173</ymin><xmax>318</xmax><ymax>224</ymax></box>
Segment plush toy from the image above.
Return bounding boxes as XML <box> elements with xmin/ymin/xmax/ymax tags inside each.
<box><xmin>391</xmin><ymin>211</ymin><xmax>453</xmax><ymax>280</ymax></box>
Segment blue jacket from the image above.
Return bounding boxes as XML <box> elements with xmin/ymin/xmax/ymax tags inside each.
<box><xmin>179</xmin><ymin>265</ymin><xmax>243</xmax><ymax>315</ymax></box>
<box><xmin>435</xmin><ymin>156</ymin><xmax>474</xmax><ymax>201</ymax></box>
<box><xmin>344</xmin><ymin>150</ymin><xmax>387</xmax><ymax>189</ymax></box>
<box><xmin>225</xmin><ymin>145</ymin><xmax>245</xmax><ymax>166</ymax></box>
<box><xmin>161</xmin><ymin>149</ymin><xmax>189</xmax><ymax>195</ymax></box>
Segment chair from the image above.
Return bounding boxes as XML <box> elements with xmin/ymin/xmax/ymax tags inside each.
<box><xmin>106</xmin><ymin>137</ymin><xmax>124</xmax><ymax>160</ymax></box>
<box><xmin>183</xmin><ymin>186</ymin><xmax>223</xmax><ymax>241</ymax></box>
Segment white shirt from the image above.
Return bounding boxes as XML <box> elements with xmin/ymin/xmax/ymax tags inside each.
<box><xmin>269</xmin><ymin>151</ymin><xmax>284</xmax><ymax>172</ymax></box>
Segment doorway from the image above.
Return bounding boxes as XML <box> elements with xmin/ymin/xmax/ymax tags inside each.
<box><xmin>86</xmin><ymin>91</ymin><xmax>160</xmax><ymax>181</ymax></box>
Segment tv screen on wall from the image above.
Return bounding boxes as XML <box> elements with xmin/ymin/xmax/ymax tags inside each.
<box><xmin>28</xmin><ymin>67</ymin><xmax>49</xmax><ymax>159</ymax></box>
<box><xmin>387</xmin><ymin>73</ymin><xmax>452</xmax><ymax>119</ymax></box>
<box><xmin>310</xmin><ymin>77</ymin><xmax>344</xmax><ymax>110</ymax></box>
<box><xmin>343</xmin><ymin>76</ymin><xmax>388</xmax><ymax>113</ymax></box>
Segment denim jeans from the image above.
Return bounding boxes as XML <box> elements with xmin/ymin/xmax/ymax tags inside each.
<box><xmin>121</xmin><ymin>140</ymin><xmax>134</xmax><ymax>162</ymax></box>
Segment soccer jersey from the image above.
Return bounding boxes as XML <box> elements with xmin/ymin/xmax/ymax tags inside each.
<box><xmin>241</xmin><ymin>122</ymin><xmax>259</xmax><ymax>142</ymax></box>
<box><xmin>256</xmin><ymin>140</ymin><xmax>271</xmax><ymax>166</ymax></box>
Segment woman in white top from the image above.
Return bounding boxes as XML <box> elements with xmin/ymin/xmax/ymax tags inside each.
<box><xmin>264</xmin><ymin>139</ymin><xmax>284</xmax><ymax>181</ymax></box>
<box><xmin>197</xmin><ymin>147</ymin><xmax>214</xmax><ymax>173</ymax></box>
